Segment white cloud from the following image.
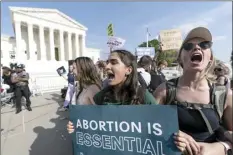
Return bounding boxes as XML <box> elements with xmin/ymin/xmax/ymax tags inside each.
<box><xmin>176</xmin><ymin>20</ymin><xmax>210</xmax><ymax>36</ymax></box>
<box><xmin>143</xmin><ymin>2</ymin><xmax>231</xmax><ymax>37</ymax></box>
<box><xmin>213</xmin><ymin>35</ymin><xmax>227</xmax><ymax>41</ymax></box>
<box><xmin>143</xmin><ymin>11</ymin><xmax>187</xmax><ymax>29</ymax></box>
<box><xmin>174</xmin><ymin>2</ymin><xmax>231</xmax><ymax>36</ymax></box>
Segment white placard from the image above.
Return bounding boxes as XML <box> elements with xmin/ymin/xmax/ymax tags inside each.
<box><xmin>107</xmin><ymin>36</ymin><xmax>125</xmax><ymax>49</ymax></box>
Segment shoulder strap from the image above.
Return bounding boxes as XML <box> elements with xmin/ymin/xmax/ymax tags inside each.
<box><xmin>165</xmin><ymin>78</ymin><xmax>178</xmax><ymax>105</ymax></box>
<box><xmin>138</xmin><ymin>72</ymin><xmax>148</xmax><ymax>88</ymax></box>
<box><xmin>211</xmin><ymin>84</ymin><xmax>228</xmax><ymax>122</ymax></box>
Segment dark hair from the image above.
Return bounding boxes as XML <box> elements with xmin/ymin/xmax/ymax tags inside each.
<box><xmin>2</xmin><ymin>66</ymin><xmax>12</xmax><ymax>73</ymax></box>
<box><xmin>104</xmin><ymin>50</ymin><xmax>145</xmax><ymax>105</ymax></box>
<box><xmin>151</xmin><ymin>60</ymin><xmax>157</xmax><ymax>72</ymax></box>
<box><xmin>74</xmin><ymin>57</ymin><xmax>102</xmax><ymax>98</ymax></box>
<box><xmin>138</xmin><ymin>55</ymin><xmax>152</xmax><ymax>69</ymax></box>
<box><xmin>96</xmin><ymin>60</ymin><xmax>106</xmax><ymax>69</ymax></box>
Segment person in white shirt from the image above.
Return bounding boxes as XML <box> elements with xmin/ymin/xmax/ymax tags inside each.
<box><xmin>137</xmin><ymin>55</ymin><xmax>152</xmax><ymax>86</ymax></box>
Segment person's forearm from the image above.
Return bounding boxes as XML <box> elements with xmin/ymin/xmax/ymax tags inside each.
<box><xmin>61</xmin><ymin>75</ymin><xmax>68</xmax><ymax>80</ymax></box>
<box><xmin>198</xmin><ymin>142</ymin><xmax>227</xmax><ymax>155</ymax></box>
<box><xmin>18</xmin><ymin>77</ymin><xmax>28</xmax><ymax>82</ymax></box>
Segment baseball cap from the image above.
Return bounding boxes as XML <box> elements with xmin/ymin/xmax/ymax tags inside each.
<box><xmin>182</xmin><ymin>27</ymin><xmax>212</xmax><ymax>45</ymax></box>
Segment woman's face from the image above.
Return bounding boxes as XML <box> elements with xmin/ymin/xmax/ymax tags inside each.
<box><xmin>214</xmin><ymin>67</ymin><xmax>223</xmax><ymax>76</ymax></box>
<box><xmin>159</xmin><ymin>64</ymin><xmax>166</xmax><ymax>70</ymax></box>
<box><xmin>105</xmin><ymin>52</ymin><xmax>132</xmax><ymax>86</ymax></box>
<box><xmin>69</xmin><ymin>65</ymin><xmax>73</xmax><ymax>72</ymax></box>
<box><xmin>180</xmin><ymin>38</ymin><xmax>212</xmax><ymax>72</ymax></box>
<box><xmin>72</xmin><ymin>62</ymin><xmax>78</xmax><ymax>76</ymax></box>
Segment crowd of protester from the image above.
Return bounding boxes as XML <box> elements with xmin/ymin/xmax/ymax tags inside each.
<box><xmin>65</xmin><ymin>27</ymin><xmax>232</xmax><ymax>155</ymax></box>
<box><xmin>1</xmin><ymin>26</ymin><xmax>232</xmax><ymax>155</ymax></box>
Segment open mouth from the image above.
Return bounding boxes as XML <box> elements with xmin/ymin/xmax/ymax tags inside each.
<box><xmin>107</xmin><ymin>72</ymin><xmax>115</xmax><ymax>80</ymax></box>
<box><xmin>191</xmin><ymin>53</ymin><xmax>203</xmax><ymax>63</ymax></box>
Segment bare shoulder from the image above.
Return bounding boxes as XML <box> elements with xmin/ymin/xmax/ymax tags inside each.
<box><xmin>153</xmin><ymin>82</ymin><xmax>167</xmax><ymax>104</ymax></box>
<box><xmin>87</xmin><ymin>84</ymin><xmax>101</xmax><ymax>95</ymax></box>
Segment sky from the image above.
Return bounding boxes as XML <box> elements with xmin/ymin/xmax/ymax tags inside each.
<box><xmin>1</xmin><ymin>2</ymin><xmax>232</xmax><ymax>62</ymax></box>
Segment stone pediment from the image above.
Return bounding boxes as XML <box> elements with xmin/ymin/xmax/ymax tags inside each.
<box><xmin>9</xmin><ymin>6</ymin><xmax>88</xmax><ymax>30</ymax></box>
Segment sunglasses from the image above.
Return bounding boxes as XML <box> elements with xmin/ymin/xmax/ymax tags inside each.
<box><xmin>215</xmin><ymin>68</ymin><xmax>222</xmax><ymax>72</ymax></box>
<box><xmin>182</xmin><ymin>41</ymin><xmax>213</xmax><ymax>51</ymax></box>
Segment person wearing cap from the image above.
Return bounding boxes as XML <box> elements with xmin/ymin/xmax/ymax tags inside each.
<box><xmin>153</xmin><ymin>27</ymin><xmax>232</xmax><ymax>155</ymax></box>
<box><xmin>11</xmin><ymin>64</ymin><xmax>32</xmax><ymax>114</ymax></box>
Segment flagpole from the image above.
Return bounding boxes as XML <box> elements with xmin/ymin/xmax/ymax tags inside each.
<box><xmin>146</xmin><ymin>27</ymin><xmax>149</xmax><ymax>48</ymax></box>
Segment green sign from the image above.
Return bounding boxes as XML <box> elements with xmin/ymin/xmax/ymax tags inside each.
<box><xmin>107</xmin><ymin>23</ymin><xmax>114</xmax><ymax>36</ymax></box>
<box><xmin>70</xmin><ymin>105</ymin><xmax>180</xmax><ymax>155</ymax></box>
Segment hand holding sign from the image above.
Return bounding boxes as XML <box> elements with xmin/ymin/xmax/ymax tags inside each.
<box><xmin>174</xmin><ymin>131</ymin><xmax>200</xmax><ymax>155</ymax></box>
<box><xmin>67</xmin><ymin>121</ymin><xmax>75</xmax><ymax>134</ymax></box>
<box><xmin>69</xmin><ymin>105</ymin><xmax>180</xmax><ymax>155</ymax></box>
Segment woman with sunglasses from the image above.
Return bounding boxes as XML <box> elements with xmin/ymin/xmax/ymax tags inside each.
<box><xmin>153</xmin><ymin>27</ymin><xmax>232</xmax><ymax>155</ymax></box>
<box><xmin>214</xmin><ymin>62</ymin><xmax>230</xmax><ymax>86</ymax></box>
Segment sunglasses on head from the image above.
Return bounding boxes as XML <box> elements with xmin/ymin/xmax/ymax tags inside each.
<box><xmin>182</xmin><ymin>41</ymin><xmax>213</xmax><ymax>51</ymax></box>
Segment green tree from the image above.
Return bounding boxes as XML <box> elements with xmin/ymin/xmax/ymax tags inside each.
<box><xmin>138</xmin><ymin>39</ymin><xmax>177</xmax><ymax>66</ymax></box>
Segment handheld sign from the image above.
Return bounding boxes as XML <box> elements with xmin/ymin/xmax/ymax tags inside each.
<box><xmin>107</xmin><ymin>23</ymin><xmax>114</xmax><ymax>36</ymax></box>
<box><xmin>159</xmin><ymin>29</ymin><xmax>183</xmax><ymax>51</ymax></box>
<box><xmin>107</xmin><ymin>36</ymin><xmax>125</xmax><ymax>49</ymax></box>
<box><xmin>70</xmin><ymin>105</ymin><xmax>180</xmax><ymax>155</ymax></box>
<box><xmin>135</xmin><ymin>47</ymin><xmax>155</xmax><ymax>61</ymax></box>
<box><xmin>56</xmin><ymin>66</ymin><xmax>66</xmax><ymax>76</ymax></box>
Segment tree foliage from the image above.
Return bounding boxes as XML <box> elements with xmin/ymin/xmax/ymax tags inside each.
<box><xmin>138</xmin><ymin>39</ymin><xmax>178</xmax><ymax>66</ymax></box>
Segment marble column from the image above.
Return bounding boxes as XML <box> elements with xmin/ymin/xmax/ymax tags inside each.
<box><xmin>15</xmin><ymin>21</ymin><xmax>22</xmax><ymax>61</ymax></box>
<box><xmin>75</xmin><ymin>33</ymin><xmax>80</xmax><ymax>58</ymax></box>
<box><xmin>80</xmin><ymin>34</ymin><xmax>86</xmax><ymax>56</ymax></box>
<box><xmin>67</xmin><ymin>32</ymin><xmax>72</xmax><ymax>60</ymax></box>
<box><xmin>39</xmin><ymin>25</ymin><xmax>46</xmax><ymax>60</ymax></box>
<box><xmin>59</xmin><ymin>30</ymin><xmax>64</xmax><ymax>61</ymax></box>
<box><xmin>49</xmin><ymin>28</ymin><xmax>55</xmax><ymax>60</ymax></box>
<box><xmin>27</xmin><ymin>23</ymin><xmax>35</xmax><ymax>60</ymax></box>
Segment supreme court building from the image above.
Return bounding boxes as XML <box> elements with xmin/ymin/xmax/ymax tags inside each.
<box><xmin>1</xmin><ymin>6</ymin><xmax>101</xmax><ymax>63</ymax></box>
<box><xmin>1</xmin><ymin>6</ymin><xmax>101</xmax><ymax>93</ymax></box>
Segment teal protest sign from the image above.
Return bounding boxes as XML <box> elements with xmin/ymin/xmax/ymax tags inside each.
<box><xmin>69</xmin><ymin>105</ymin><xmax>180</xmax><ymax>155</ymax></box>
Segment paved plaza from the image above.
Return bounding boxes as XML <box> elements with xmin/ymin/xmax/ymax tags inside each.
<box><xmin>1</xmin><ymin>92</ymin><xmax>73</xmax><ymax>155</ymax></box>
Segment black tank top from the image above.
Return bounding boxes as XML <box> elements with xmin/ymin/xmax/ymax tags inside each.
<box><xmin>171</xmin><ymin>79</ymin><xmax>221</xmax><ymax>142</ymax></box>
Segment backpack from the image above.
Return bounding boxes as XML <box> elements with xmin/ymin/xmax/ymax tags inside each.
<box><xmin>165</xmin><ymin>78</ymin><xmax>228</xmax><ymax>135</ymax></box>
<box><xmin>148</xmin><ymin>70</ymin><xmax>166</xmax><ymax>93</ymax></box>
